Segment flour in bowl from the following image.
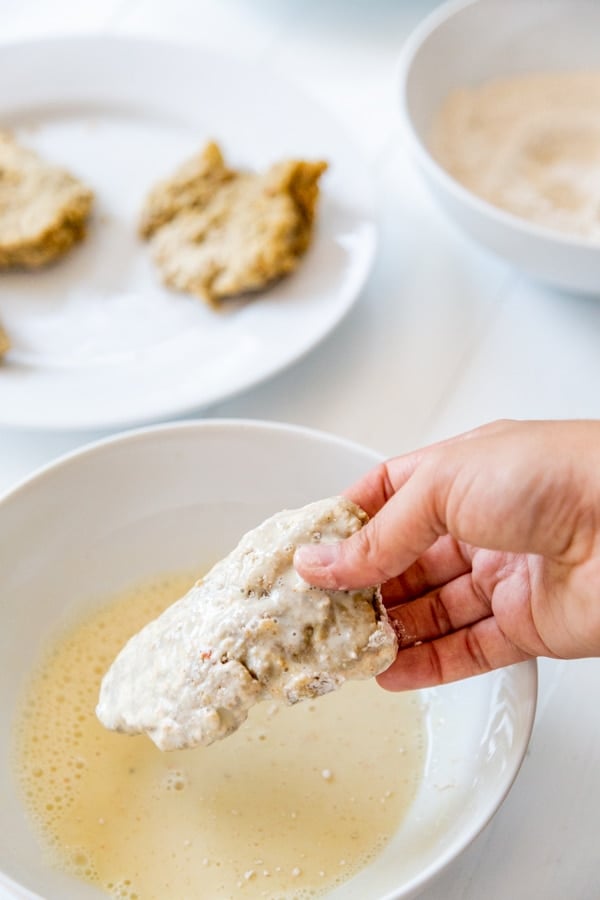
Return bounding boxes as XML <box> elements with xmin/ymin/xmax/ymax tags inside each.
<box><xmin>431</xmin><ymin>72</ymin><xmax>600</xmax><ymax>240</ymax></box>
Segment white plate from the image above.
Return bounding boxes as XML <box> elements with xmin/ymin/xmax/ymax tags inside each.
<box><xmin>0</xmin><ymin>420</ymin><xmax>537</xmax><ymax>900</ymax></box>
<box><xmin>0</xmin><ymin>37</ymin><xmax>376</xmax><ymax>430</ymax></box>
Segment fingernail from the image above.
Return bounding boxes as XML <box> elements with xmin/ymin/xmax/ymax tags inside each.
<box><xmin>294</xmin><ymin>543</ymin><xmax>337</xmax><ymax>570</ymax></box>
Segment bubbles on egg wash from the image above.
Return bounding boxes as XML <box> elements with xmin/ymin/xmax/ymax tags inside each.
<box><xmin>13</xmin><ymin>572</ymin><xmax>426</xmax><ymax>899</ymax></box>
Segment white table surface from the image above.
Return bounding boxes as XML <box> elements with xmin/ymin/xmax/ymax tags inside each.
<box><xmin>1</xmin><ymin>2</ymin><xmax>599</xmax><ymax>898</ymax></box>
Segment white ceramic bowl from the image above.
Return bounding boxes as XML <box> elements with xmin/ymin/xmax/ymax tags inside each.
<box><xmin>0</xmin><ymin>420</ymin><xmax>537</xmax><ymax>900</ymax></box>
<box><xmin>399</xmin><ymin>0</ymin><xmax>600</xmax><ymax>295</ymax></box>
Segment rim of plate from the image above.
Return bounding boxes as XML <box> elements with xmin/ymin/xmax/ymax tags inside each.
<box><xmin>0</xmin><ymin>35</ymin><xmax>377</xmax><ymax>431</ymax></box>
<box><xmin>0</xmin><ymin>417</ymin><xmax>537</xmax><ymax>899</ymax></box>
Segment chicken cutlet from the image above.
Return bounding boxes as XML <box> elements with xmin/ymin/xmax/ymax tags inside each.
<box><xmin>0</xmin><ymin>132</ymin><xmax>93</xmax><ymax>269</ymax></box>
<box><xmin>140</xmin><ymin>141</ymin><xmax>327</xmax><ymax>304</ymax></box>
<box><xmin>0</xmin><ymin>322</ymin><xmax>9</xmax><ymax>357</ymax></box>
<box><xmin>97</xmin><ymin>496</ymin><xmax>396</xmax><ymax>750</ymax></box>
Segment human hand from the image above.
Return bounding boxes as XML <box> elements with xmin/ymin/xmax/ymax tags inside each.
<box><xmin>294</xmin><ymin>420</ymin><xmax>600</xmax><ymax>690</ymax></box>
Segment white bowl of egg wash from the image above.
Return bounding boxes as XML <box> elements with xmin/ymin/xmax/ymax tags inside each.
<box><xmin>0</xmin><ymin>419</ymin><xmax>537</xmax><ymax>900</ymax></box>
<box><xmin>400</xmin><ymin>0</ymin><xmax>600</xmax><ymax>295</ymax></box>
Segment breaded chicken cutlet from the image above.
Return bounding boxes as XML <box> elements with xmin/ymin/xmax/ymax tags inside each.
<box><xmin>0</xmin><ymin>322</ymin><xmax>9</xmax><ymax>358</ymax></box>
<box><xmin>97</xmin><ymin>497</ymin><xmax>396</xmax><ymax>751</ymax></box>
<box><xmin>0</xmin><ymin>132</ymin><xmax>93</xmax><ymax>269</ymax></box>
<box><xmin>140</xmin><ymin>141</ymin><xmax>327</xmax><ymax>304</ymax></box>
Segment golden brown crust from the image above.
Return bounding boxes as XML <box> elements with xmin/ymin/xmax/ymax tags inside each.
<box><xmin>140</xmin><ymin>141</ymin><xmax>327</xmax><ymax>303</ymax></box>
<box><xmin>0</xmin><ymin>322</ymin><xmax>9</xmax><ymax>358</ymax></box>
<box><xmin>139</xmin><ymin>141</ymin><xmax>235</xmax><ymax>239</ymax></box>
<box><xmin>0</xmin><ymin>132</ymin><xmax>94</xmax><ymax>269</ymax></box>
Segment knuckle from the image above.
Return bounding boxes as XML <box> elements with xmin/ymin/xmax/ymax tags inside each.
<box><xmin>428</xmin><ymin>592</ymin><xmax>453</xmax><ymax>636</ymax></box>
<box><xmin>379</xmin><ymin>461</ymin><xmax>396</xmax><ymax>502</ymax></box>
<box><xmin>424</xmin><ymin>642</ymin><xmax>444</xmax><ymax>685</ymax></box>
<box><xmin>349</xmin><ymin>525</ymin><xmax>395</xmax><ymax>583</ymax></box>
<box><xmin>464</xmin><ymin>628</ymin><xmax>492</xmax><ymax>674</ymax></box>
<box><xmin>470</xmin><ymin>418</ymin><xmax>515</xmax><ymax>439</ymax></box>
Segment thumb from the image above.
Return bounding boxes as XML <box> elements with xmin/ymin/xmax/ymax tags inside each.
<box><xmin>294</xmin><ymin>467</ymin><xmax>445</xmax><ymax>590</ymax></box>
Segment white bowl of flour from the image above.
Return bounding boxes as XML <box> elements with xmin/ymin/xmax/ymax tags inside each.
<box><xmin>399</xmin><ymin>0</ymin><xmax>600</xmax><ymax>295</ymax></box>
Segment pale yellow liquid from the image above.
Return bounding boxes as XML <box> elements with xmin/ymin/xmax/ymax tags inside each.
<box><xmin>13</xmin><ymin>573</ymin><xmax>425</xmax><ymax>900</ymax></box>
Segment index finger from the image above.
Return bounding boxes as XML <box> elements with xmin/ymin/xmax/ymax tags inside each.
<box><xmin>377</xmin><ymin>617</ymin><xmax>532</xmax><ymax>690</ymax></box>
<box><xmin>343</xmin><ymin>453</ymin><xmax>422</xmax><ymax>517</ymax></box>
<box><xmin>345</xmin><ymin>422</ymin><xmax>511</xmax><ymax>517</ymax></box>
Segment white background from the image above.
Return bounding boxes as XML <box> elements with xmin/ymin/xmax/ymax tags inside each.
<box><xmin>0</xmin><ymin>1</ymin><xmax>599</xmax><ymax>898</ymax></box>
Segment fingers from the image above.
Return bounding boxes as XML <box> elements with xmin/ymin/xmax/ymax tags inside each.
<box><xmin>295</xmin><ymin>423</ymin><xmax>509</xmax><ymax>590</ymax></box>
<box><xmin>381</xmin><ymin>535</ymin><xmax>472</xmax><ymax>604</ymax></box>
<box><xmin>295</xmin><ymin>457</ymin><xmax>447</xmax><ymax>590</ymax></box>
<box><xmin>342</xmin><ymin>453</ymin><xmax>425</xmax><ymax>518</ymax></box>
<box><xmin>342</xmin><ymin>421</ymin><xmax>513</xmax><ymax>518</ymax></box>
<box><xmin>377</xmin><ymin>617</ymin><xmax>532</xmax><ymax>691</ymax></box>
<box><xmin>296</xmin><ymin>417</ymin><xmax>582</xmax><ymax>593</ymax></box>
<box><xmin>387</xmin><ymin>570</ymin><xmax>491</xmax><ymax>646</ymax></box>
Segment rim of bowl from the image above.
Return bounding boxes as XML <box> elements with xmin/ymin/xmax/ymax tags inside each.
<box><xmin>0</xmin><ymin>417</ymin><xmax>538</xmax><ymax>900</ymax></box>
<box><xmin>397</xmin><ymin>0</ymin><xmax>600</xmax><ymax>253</ymax></box>
<box><xmin>385</xmin><ymin>658</ymin><xmax>537</xmax><ymax>900</ymax></box>
<box><xmin>0</xmin><ymin>418</ymin><xmax>382</xmax><ymax>509</ymax></box>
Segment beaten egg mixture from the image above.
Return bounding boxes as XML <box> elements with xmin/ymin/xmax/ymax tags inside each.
<box><xmin>14</xmin><ymin>572</ymin><xmax>425</xmax><ymax>900</ymax></box>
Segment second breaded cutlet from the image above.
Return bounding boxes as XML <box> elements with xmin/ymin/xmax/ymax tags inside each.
<box><xmin>140</xmin><ymin>141</ymin><xmax>327</xmax><ymax>304</ymax></box>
